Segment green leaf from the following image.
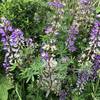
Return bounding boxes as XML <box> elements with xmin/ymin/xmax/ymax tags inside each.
<box><xmin>0</xmin><ymin>75</ymin><xmax>13</xmax><ymax>100</ymax></box>
<box><xmin>96</xmin><ymin>7</ymin><xmax>100</xmax><ymax>13</ymax></box>
<box><xmin>20</xmin><ymin>57</ymin><xmax>44</xmax><ymax>83</ymax></box>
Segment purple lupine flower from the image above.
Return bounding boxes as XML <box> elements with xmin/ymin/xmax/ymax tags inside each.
<box><xmin>80</xmin><ymin>0</ymin><xmax>90</xmax><ymax>4</ymax></box>
<box><xmin>1</xmin><ymin>37</ymin><xmax>6</xmax><ymax>43</ymax></box>
<box><xmin>76</xmin><ymin>70</ymin><xmax>90</xmax><ymax>91</ymax></box>
<box><xmin>45</xmin><ymin>26</ymin><xmax>53</xmax><ymax>34</ymax></box>
<box><xmin>0</xmin><ymin>18</ymin><xmax>23</xmax><ymax>69</ymax></box>
<box><xmin>59</xmin><ymin>90</ymin><xmax>67</xmax><ymax>100</ymax></box>
<box><xmin>1</xmin><ymin>37</ymin><xmax>8</xmax><ymax>50</ymax></box>
<box><xmin>91</xmin><ymin>55</ymin><xmax>100</xmax><ymax>79</ymax></box>
<box><xmin>0</xmin><ymin>28</ymin><xmax>6</xmax><ymax>36</ymax></box>
<box><xmin>1</xmin><ymin>17</ymin><xmax>13</xmax><ymax>32</ymax></box>
<box><xmin>0</xmin><ymin>18</ymin><xmax>35</xmax><ymax>72</ymax></box>
<box><xmin>89</xmin><ymin>20</ymin><xmax>100</xmax><ymax>49</ymax></box>
<box><xmin>10</xmin><ymin>29</ymin><xmax>24</xmax><ymax>47</ymax></box>
<box><xmin>25</xmin><ymin>38</ymin><xmax>34</xmax><ymax>47</ymax></box>
<box><xmin>48</xmin><ymin>1</ymin><xmax>64</xmax><ymax>8</ymax></box>
<box><xmin>67</xmin><ymin>23</ymin><xmax>79</xmax><ymax>52</ymax></box>
<box><xmin>90</xmin><ymin>20</ymin><xmax>99</xmax><ymax>41</ymax></box>
<box><xmin>40</xmin><ymin>50</ymin><xmax>49</xmax><ymax>61</ymax></box>
<box><xmin>8</xmin><ymin>26</ymin><xmax>13</xmax><ymax>32</ymax></box>
<box><xmin>3</xmin><ymin>61</ymin><xmax>10</xmax><ymax>68</ymax></box>
<box><xmin>0</xmin><ymin>27</ymin><xmax>8</xmax><ymax>51</ymax></box>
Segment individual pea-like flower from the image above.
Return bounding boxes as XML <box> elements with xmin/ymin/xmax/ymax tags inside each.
<box><xmin>40</xmin><ymin>50</ymin><xmax>49</xmax><ymax>61</ymax></box>
<box><xmin>91</xmin><ymin>55</ymin><xmax>100</xmax><ymax>79</ymax></box>
<box><xmin>25</xmin><ymin>38</ymin><xmax>34</xmax><ymax>47</ymax></box>
<box><xmin>1</xmin><ymin>37</ymin><xmax>8</xmax><ymax>50</ymax></box>
<box><xmin>48</xmin><ymin>1</ymin><xmax>64</xmax><ymax>8</ymax></box>
<box><xmin>0</xmin><ymin>28</ymin><xmax>6</xmax><ymax>36</ymax></box>
<box><xmin>50</xmin><ymin>39</ymin><xmax>56</xmax><ymax>44</ymax></box>
<box><xmin>42</xmin><ymin>44</ymin><xmax>50</xmax><ymax>51</ymax></box>
<box><xmin>49</xmin><ymin>57</ymin><xmax>57</xmax><ymax>68</ymax></box>
<box><xmin>76</xmin><ymin>70</ymin><xmax>90</xmax><ymax>92</ymax></box>
<box><xmin>80</xmin><ymin>0</ymin><xmax>90</xmax><ymax>5</ymax></box>
<box><xmin>96</xmin><ymin>14</ymin><xmax>100</xmax><ymax>18</ymax></box>
<box><xmin>67</xmin><ymin>22</ymin><xmax>79</xmax><ymax>52</ymax></box>
<box><xmin>59</xmin><ymin>90</ymin><xmax>67</xmax><ymax>100</ymax></box>
<box><xmin>51</xmin><ymin>45</ymin><xmax>57</xmax><ymax>52</ymax></box>
<box><xmin>1</xmin><ymin>17</ymin><xmax>13</xmax><ymax>32</ymax></box>
<box><xmin>3</xmin><ymin>59</ymin><xmax>10</xmax><ymax>68</ymax></box>
<box><xmin>54</xmin><ymin>31</ymin><xmax>60</xmax><ymax>35</ymax></box>
<box><xmin>45</xmin><ymin>26</ymin><xmax>53</xmax><ymax>34</ymax></box>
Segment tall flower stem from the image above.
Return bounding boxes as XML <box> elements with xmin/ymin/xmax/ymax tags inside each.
<box><xmin>45</xmin><ymin>60</ymin><xmax>53</xmax><ymax>98</ymax></box>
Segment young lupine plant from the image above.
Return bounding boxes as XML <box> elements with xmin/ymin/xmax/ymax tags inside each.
<box><xmin>66</xmin><ymin>0</ymin><xmax>94</xmax><ymax>52</ymax></box>
<box><xmin>38</xmin><ymin>0</ymin><xmax>68</xmax><ymax>98</ymax></box>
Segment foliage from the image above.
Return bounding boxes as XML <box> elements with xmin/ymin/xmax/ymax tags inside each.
<box><xmin>0</xmin><ymin>0</ymin><xmax>100</xmax><ymax>100</ymax></box>
<box><xmin>0</xmin><ymin>0</ymin><xmax>49</xmax><ymax>37</ymax></box>
<box><xmin>0</xmin><ymin>74</ymin><xmax>13</xmax><ymax>100</ymax></box>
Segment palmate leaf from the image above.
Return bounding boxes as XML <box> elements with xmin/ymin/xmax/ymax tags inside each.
<box><xmin>0</xmin><ymin>74</ymin><xmax>13</xmax><ymax>100</ymax></box>
<box><xmin>20</xmin><ymin>57</ymin><xmax>44</xmax><ymax>83</ymax></box>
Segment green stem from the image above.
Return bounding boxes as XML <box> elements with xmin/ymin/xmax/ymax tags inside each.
<box><xmin>22</xmin><ymin>80</ymin><xmax>26</xmax><ymax>100</ymax></box>
<box><xmin>94</xmin><ymin>79</ymin><xmax>100</xmax><ymax>94</ymax></box>
<box><xmin>15</xmin><ymin>83</ymin><xmax>22</xmax><ymax>100</ymax></box>
<box><xmin>91</xmin><ymin>79</ymin><xmax>100</xmax><ymax>100</ymax></box>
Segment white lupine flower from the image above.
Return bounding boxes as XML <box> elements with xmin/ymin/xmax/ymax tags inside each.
<box><xmin>14</xmin><ymin>53</ymin><xmax>20</xmax><ymax>58</ymax></box>
<box><xmin>42</xmin><ymin>44</ymin><xmax>50</xmax><ymax>50</ymax></box>
<box><xmin>51</xmin><ymin>45</ymin><xmax>57</xmax><ymax>52</ymax></box>
<box><xmin>49</xmin><ymin>58</ymin><xmax>57</xmax><ymax>68</ymax></box>
<box><xmin>50</xmin><ymin>39</ymin><xmax>56</xmax><ymax>43</ymax></box>
<box><xmin>96</xmin><ymin>14</ymin><xmax>100</xmax><ymax>18</ymax></box>
<box><xmin>54</xmin><ymin>31</ymin><xmax>60</xmax><ymax>35</ymax></box>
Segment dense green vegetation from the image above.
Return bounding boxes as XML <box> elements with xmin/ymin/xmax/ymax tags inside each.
<box><xmin>0</xmin><ymin>0</ymin><xmax>100</xmax><ymax>100</ymax></box>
